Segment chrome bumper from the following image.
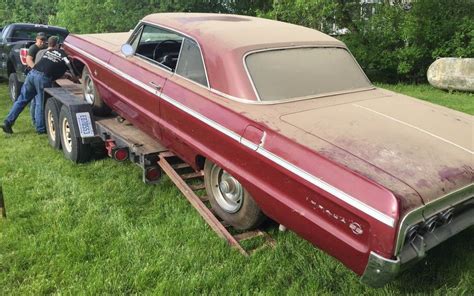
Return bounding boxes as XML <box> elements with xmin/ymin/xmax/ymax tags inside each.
<box><xmin>360</xmin><ymin>204</ymin><xmax>473</xmax><ymax>287</ymax></box>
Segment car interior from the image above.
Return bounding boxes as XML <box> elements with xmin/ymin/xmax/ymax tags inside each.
<box><xmin>136</xmin><ymin>39</ymin><xmax>182</xmax><ymax>71</ymax></box>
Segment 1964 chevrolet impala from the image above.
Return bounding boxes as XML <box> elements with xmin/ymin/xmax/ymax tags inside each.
<box><xmin>62</xmin><ymin>13</ymin><xmax>473</xmax><ymax>286</ymax></box>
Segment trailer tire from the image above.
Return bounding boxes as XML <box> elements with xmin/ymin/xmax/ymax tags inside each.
<box><xmin>8</xmin><ymin>73</ymin><xmax>20</xmax><ymax>102</ymax></box>
<box><xmin>59</xmin><ymin>105</ymin><xmax>91</xmax><ymax>163</ymax></box>
<box><xmin>82</xmin><ymin>67</ymin><xmax>111</xmax><ymax>116</ymax></box>
<box><xmin>204</xmin><ymin>159</ymin><xmax>265</xmax><ymax>230</ymax></box>
<box><xmin>45</xmin><ymin>98</ymin><xmax>62</xmax><ymax>150</ymax></box>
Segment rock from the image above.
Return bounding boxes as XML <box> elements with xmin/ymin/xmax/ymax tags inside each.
<box><xmin>427</xmin><ymin>58</ymin><xmax>474</xmax><ymax>92</ymax></box>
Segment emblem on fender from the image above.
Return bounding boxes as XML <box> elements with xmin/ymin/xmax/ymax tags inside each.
<box><xmin>350</xmin><ymin>222</ymin><xmax>363</xmax><ymax>235</ymax></box>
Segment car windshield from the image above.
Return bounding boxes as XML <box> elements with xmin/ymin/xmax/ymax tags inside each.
<box><xmin>245</xmin><ymin>47</ymin><xmax>372</xmax><ymax>102</ymax></box>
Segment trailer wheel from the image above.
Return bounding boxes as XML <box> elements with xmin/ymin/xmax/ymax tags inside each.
<box><xmin>45</xmin><ymin>98</ymin><xmax>62</xmax><ymax>150</ymax></box>
<box><xmin>8</xmin><ymin>73</ymin><xmax>20</xmax><ymax>102</ymax></box>
<box><xmin>82</xmin><ymin>67</ymin><xmax>111</xmax><ymax>116</ymax></box>
<box><xmin>204</xmin><ymin>159</ymin><xmax>265</xmax><ymax>230</ymax></box>
<box><xmin>59</xmin><ymin>105</ymin><xmax>91</xmax><ymax>163</ymax></box>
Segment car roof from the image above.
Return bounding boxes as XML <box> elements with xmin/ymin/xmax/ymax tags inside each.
<box><xmin>142</xmin><ymin>13</ymin><xmax>345</xmax><ymax>101</ymax></box>
<box><xmin>142</xmin><ymin>13</ymin><xmax>344</xmax><ymax>51</ymax></box>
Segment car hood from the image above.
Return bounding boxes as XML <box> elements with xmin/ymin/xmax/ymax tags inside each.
<box><xmin>280</xmin><ymin>93</ymin><xmax>474</xmax><ymax>206</ymax></box>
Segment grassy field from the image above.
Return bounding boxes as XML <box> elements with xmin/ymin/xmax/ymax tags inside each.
<box><xmin>0</xmin><ymin>83</ymin><xmax>473</xmax><ymax>294</ymax></box>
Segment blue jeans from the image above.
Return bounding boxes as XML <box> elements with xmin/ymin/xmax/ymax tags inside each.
<box><xmin>30</xmin><ymin>96</ymin><xmax>38</xmax><ymax>126</ymax></box>
<box><xmin>5</xmin><ymin>70</ymin><xmax>52</xmax><ymax>133</ymax></box>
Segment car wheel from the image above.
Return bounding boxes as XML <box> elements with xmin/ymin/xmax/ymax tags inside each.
<box><xmin>204</xmin><ymin>159</ymin><xmax>265</xmax><ymax>230</ymax></box>
<box><xmin>59</xmin><ymin>105</ymin><xmax>91</xmax><ymax>163</ymax></box>
<box><xmin>45</xmin><ymin>98</ymin><xmax>62</xmax><ymax>150</ymax></box>
<box><xmin>8</xmin><ymin>73</ymin><xmax>20</xmax><ymax>102</ymax></box>
<box><xmin>81</xmin><ymin>67</ymin><xmax>111</xmax><ymax>116</ymax></box>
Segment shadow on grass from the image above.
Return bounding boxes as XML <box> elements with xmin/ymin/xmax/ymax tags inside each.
<box><xmin>390</xmin><ymin>227</ymin><xmax>473</xmax><ymax>293</ymax></box>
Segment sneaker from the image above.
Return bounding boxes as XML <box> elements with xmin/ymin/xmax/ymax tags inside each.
<box><xmin>1</xmin><ymin>121</ymin><xmax>13</xmax><ymax>134</ymax></box>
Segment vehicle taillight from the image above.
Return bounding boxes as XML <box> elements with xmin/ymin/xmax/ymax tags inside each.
<box><xmin>145</xmin><ymin>166</ymin><xmax>161</xmax><ymax>182</ymax></box>
<box><xmin>20</xmin><ymin>48</ymin><xmax>28</xmax><ymax>65</ymax></box>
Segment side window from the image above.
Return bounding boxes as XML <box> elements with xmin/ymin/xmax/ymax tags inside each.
<box><xmin>175</xmin><ymin>38</ymin><xmax>208</xmax><ymax>87</ymax></box>
<box><xmin>134</xmin><ymin>25</ymin><xmax>183</xmax><ymax>71</ymax></box>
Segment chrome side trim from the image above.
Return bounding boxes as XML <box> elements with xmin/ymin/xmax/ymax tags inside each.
<box><xmin>394</xmin><ymin>183</ymin><xmax>474</xmax><ymax>255</ymax></box>
<box><xmin>64</xmin><ymin>42</ymin><xmax>396</xmax><ymax>227</ymax></box>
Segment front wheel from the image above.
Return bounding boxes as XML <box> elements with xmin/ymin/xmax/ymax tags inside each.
<box><xmin>8</xmin><ymin>73</ymin><xmax>20</xmax><ymax>102</ymax></box>
<box><xmin>59</xmin><ymin>105</ymin><xmax>91</xmax><ymax>163</ymax></box>
<box><xmin>204</xmin><ymin>159</ymin><xmax>265</xmax><ymax>230</ymax></box>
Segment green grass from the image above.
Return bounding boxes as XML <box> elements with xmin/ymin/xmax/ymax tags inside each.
<box><xmin>0</xmin><ymin>83</ymin><xmax>473</xmax><ymax>294</ymax></box>
<box><xmin>376</xmin><ymin>83</ymin><xmax>474</xmax><ymax>114</ymax></box>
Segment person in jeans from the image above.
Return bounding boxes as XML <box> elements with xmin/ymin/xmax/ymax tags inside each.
<box><xmin>1</xmin><ymin>36</ymin><xmax>70</xmax><ymax>134</ymax></box>
<box><xmin>26</xmin><ymin>32</ymin><xmax>47</xmax><ymax>126</ymax></box>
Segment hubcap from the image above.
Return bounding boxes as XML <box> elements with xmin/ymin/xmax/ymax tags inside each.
<box><xmin>210</xmin><ymin>165</ymin><xmax>243</xmax><ymax>213</ymax></box>
<box><xmin>84</xmin><ymin>76</ymin><xmax>95</xmax><ymax>105</ymax></box>
<box><xmin>62</xmin><ymin>117</ymin><xmax>72</xmax><ymax>153</ymax></box>
<box><xmin>47</xmin><ymin>110</ymin><xmax>56</xmax><ymax>140</ymax></box>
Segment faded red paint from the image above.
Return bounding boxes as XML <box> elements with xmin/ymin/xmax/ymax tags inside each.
<box><xmin>62</xmin><ymin>13</ymin><xmax>473</xmax><ymax>279</ymax></box>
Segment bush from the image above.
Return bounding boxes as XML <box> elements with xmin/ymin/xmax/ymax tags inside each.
<box><xmin>262</xmin><ymin>0</ymin><xmax>473</xmax><ymax>83</ymax></box>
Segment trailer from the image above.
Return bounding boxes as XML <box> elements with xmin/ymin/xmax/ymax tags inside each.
<box><xmin>43</xmin><ymin>81</ymin><xmax>275</xmax><ymax>256</ymax></box>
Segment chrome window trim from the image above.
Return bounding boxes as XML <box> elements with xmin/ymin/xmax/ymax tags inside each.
<box><xmin>135</xmin><ymin>52</ymin><xmax>175</xmax><ymax>72</ymax></box>
<box><xmin>64</xmin><ymin>41</ymin><xmax>396</xmax><ymax>228</ymax></box>
<box><xmin>129</xmin><ymin>23</ymin><xmax>184</xmax><ymax>72</ymax></box>
<box><xmin>394</xmin><ymin>183</ymin><xmax>474</xmax><ymax>255</ymax></box>
<box><xmin>128</xmin><ymin>24</ymin><xmax>144</xmax><ymax>52</ymax></box>
<box><xmin>242</xmin><ymin>45</ymin><xmax>373</xmax><ymax>103</ymax></box>
<box><xmin>175</xmin><ymin>38</ymin><xmax>209</xmax><ymax>88</ymax></box>
<box><xmin>141</xmin><ymin>21</ymin><xmax>210</xmax><ymax>89</ymax></box>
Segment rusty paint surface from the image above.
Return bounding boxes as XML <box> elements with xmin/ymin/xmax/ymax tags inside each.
<box><xmin>279</xmin><ymin>92</ymin><xmax>473</xmax><ymax>207</ymax></box>
<box><xmin>227</xmin><ymin>88</ymin><xmax>473</xmax><ymax>216</ymax></box>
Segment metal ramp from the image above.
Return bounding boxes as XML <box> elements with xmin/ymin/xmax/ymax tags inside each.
<box><xmin>158</xmin><ymin>151</ymin><xmax>276</xmax><ymax>256</ymax></box>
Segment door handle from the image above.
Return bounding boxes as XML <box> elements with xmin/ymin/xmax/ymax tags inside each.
<box><xmin>148</xmin><ymin>81</ymin><xmax>162</xmax><ymax>91</ymax></box>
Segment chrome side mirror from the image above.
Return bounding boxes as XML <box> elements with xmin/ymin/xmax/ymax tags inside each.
<box><xmin>121</xmin><ymin>44</ymin><xmax>134</xmax><ymax>57</ymax></box>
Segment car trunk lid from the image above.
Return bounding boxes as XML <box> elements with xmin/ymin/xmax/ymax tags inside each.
<box><xmin>280</xmin><ymin>94</ymin><xmax>474</xmax><ymax>205</ymax></box>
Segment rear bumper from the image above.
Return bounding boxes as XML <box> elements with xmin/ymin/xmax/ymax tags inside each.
<box><xmin>360</xmin><ymin>203</ymin><xmax>473</xmax><ymax>287</ymax></box>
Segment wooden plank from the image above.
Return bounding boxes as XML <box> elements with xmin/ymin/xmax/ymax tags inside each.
<box><xmin>96</xmin><ymin>118</ymin><xmax>167</xmax><ymax>155</ymax></box>
<box><xmin>189</xmin><ymin>183</ymin><xmax>205</xmax><ymax>191</ymax></box>
<box><xmin>234</xmin><ymin>230</ymin><xmax>264</xmax><ymax>242</ymax></box>
<box><xmin>180</xmin><ymin>171</ymin><xmax>204</xmax><ymax>180</ymax></box>
<box><xmin>158</xmin><ymin>154</ymin><xmax>248</xmax><ymax>256</ymax></box>
<box><xmin>0</xmin><ymin>185</ymin><xmax>6</xmax><ymax>218</ymax></box>
<box><xmin>171</xmin><ymin>163</ymin><xmax>191</xmax><ymax>170</ymax></box>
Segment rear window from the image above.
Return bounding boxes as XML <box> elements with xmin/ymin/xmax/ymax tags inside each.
<box><xmin>10</xmin><ymin>29</ymin><xmax>67</xmax><ymax>43</ymax></box>
<box><xmin>245</xmin><ymin>47</ymin><xmax>372</xmax><ymax>102</ymax></box>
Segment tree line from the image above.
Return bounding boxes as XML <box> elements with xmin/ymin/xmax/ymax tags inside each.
<box><xmin>1</xmin><ymin>0</ymin><xmax>472</xmax><ymax>82</ymax></box>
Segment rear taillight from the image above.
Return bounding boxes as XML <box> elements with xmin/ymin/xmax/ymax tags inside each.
<box><xmin>20</xmin><ymin>48</ymin><xmax>28</xmax><ymax>65</ymax></box>
<box><xmin>145</xmin><ymin>166</ymin><xmax>161</xmax><ymax>182</ymax></box>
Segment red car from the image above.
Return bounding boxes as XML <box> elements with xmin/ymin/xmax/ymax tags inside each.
<box><xmin>62</xmin><ymin>13</ymin><xmax>473</xmax><ymax>286</ymax></box>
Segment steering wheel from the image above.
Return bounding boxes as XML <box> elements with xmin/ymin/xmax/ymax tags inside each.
<box><xmin>153</xmin><ymin>40</ymin><xmax>180</xmax><ymax>63</ymax></box>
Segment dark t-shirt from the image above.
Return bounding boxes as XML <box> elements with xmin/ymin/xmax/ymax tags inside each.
<box><xmin>33</xmin><ymin>49</ymin><xmax>69</xmax><ymax>80</ymax></box>
<box><xmin>27</xmin><ymin>44</ymin><xmax>41</xmax><ymax>62</ymax></box>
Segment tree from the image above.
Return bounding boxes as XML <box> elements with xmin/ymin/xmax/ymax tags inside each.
<box><xmin>0</xmin><ymin>0</ymin><xmax>58</xmax><ymax>26</ymax></box>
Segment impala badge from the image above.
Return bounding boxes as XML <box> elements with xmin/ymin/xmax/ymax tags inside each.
<box><xmin>350</xmin><ymin>222</ymin><xmax>363</xmax><ymax>235</ymax></box>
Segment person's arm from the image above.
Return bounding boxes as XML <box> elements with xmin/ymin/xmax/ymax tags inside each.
<box><xmin>26</xmin><ymin>45</ymin><xmax>37</xmax><ymax>68</ymax></box>
<box><xmin>26</xmin><ymin>55</ymin><xmax>35</xmax><ymax>68</ymax></box>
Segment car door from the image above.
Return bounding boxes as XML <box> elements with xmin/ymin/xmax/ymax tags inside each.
<box><xmin>108</xmin><ymin>24</ymin><xmax>183</xmax><ymax>140</ymax></box>
<box><xmin>0</xmin><ymin>25</ymin><xmax>9</xmax><ymax>77</ymax></box>
<box><xmin>159</xmin><ymin>37</ymin><xmax>215</xmax><ymax>163</ymax></box>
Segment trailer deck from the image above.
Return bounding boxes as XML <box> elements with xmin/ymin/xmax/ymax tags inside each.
<box><xmin>44</xmin><ymin>81</ymin><xmax>275</xmax><ymax>256</ymax></box>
